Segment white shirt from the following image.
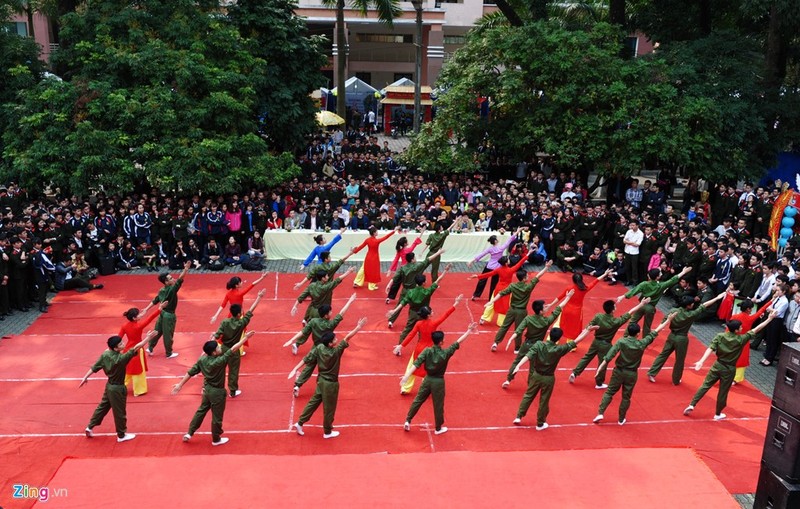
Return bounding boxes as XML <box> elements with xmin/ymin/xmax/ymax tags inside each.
<box><xmin>771</xmin><ymin>295</ymin><xmax>789</xmax><ymax>319</ymax></box>
<box><xmin>623</xmin><ymin>228</ymin><xmax>644</xmax><ymax>255</ymax></box>
<box><xmin>755</xmin><ymin>274</ymin><xmax>776</xmax><ymax>303</ymax></box>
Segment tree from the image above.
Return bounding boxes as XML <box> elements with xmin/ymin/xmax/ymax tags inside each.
<box><xmin>0</xmin><ymin>0</ymin><xmax>44</xmax><ymax>157</ymax></box>
<box><xmin>228</xmin><ymin>0</ymin><xmax>328</xmax><ymax>152</ymax></box>
<box><xmin>408</xmin><ymin>21</ymin><xmax>792</xmax><ymax>182</ymax></box>
<box><xmin>1</xmin><ymin>0</ymin><xmax>300</xmax><ymax>195</ymax></box>
<box><xmin>324</xmin><ymin>0</ymin><xmax>401</xmax><ymax>120</ymax></box>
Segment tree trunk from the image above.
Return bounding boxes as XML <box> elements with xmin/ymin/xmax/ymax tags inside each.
<box><xmin>26</xmin><ymin>4</ymin><xmax>36</xmax><ymax>40</ymax></box>
<box><xmin>609</xmin><ymin>0</ymin><xmax>625</xmax><ymax>27</ymax></box>
<box><xmin>493</xmin><ymin>0</ymin><xmax>523</xmax><ymax>27</ymax></box>
<box><xmin>529</xmin><ymin>0</ymin><xmax>548</xmax><ymax>21</ymax></box>
<box><xmin>336</xmin><ymin>0</ymin><xmax>347</xmax><ymax>121</ymax></box>
<box><xmin>698</xmin><ymin>0</ymin><xmax>711</xmax><ymax>36</ymax></box>
<box><xmin>764</xmin><ymin>2</ymin><xmax>788</xmax><ymax>90</ymax></box>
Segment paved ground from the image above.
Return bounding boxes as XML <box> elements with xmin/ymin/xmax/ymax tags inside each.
<box><xmin>1</xmin><ymin>260</ymin><xmax>771</xmax><ymax>508</ymax></box>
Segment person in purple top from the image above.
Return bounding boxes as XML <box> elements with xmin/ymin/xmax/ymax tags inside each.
<box><xmin>299</xmin><ymin>229</ymin><xmax>345</xmax><ymax>270</ymax></box>
<box><xmin>468</xmin><ymin>227</ymin><xmax>521</xmax><ymax>301</ymax></box>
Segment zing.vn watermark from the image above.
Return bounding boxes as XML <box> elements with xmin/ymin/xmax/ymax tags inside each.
<box><xmin>12</xmin><ymin>484</ymin><xmax>67</xmax><ymax>503</ymax></box>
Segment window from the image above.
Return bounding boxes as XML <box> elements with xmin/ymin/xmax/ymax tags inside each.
<box><xmin>355</xmin><ymin>33</ymin><xmax>413</xmax><ymax>44</ymax></box>
<box><xmin>443</xmin><ymin>36</ymin><xmax>465</xmax><ymax>45</ymax></box>
<box><xmin>624</xmin><ymin>36</ymin><xmax>639</xmax><ymax>58</ymax></box>
<box><xmin>2</xmin><ymin>22</ymin><xmax>28</xmax><ymax>37</ymax></box>
<box><xmin>355</xmin><ymin>72</ymin><xmax>372</xmax><ymax>86</ymax></box>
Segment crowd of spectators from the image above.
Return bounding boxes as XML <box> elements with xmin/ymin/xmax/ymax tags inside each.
<box><xmin>0</xmin><ymin>130</ymin><xmax>793</xmax><ymax>359</ymax></box>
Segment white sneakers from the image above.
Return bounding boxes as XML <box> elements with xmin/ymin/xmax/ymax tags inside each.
<box><xmin>713</xmin><ymin>413</ymin><xmax>727</xmax><ymax>421</ymax></box>
<box><xmin>569</xmin><ymin>373</ymin><xmax>576</xmax><ymax>384</ymax></box>
<box><xmin>167</xmin><ymin>352</ymin><xmax>179</xmax><ymax>359</ymax></box>
<box><xmin>618</xmin><ymin>419</ymin><xmax>627</xmax><ymax>426</ymax></box>
<box><xmin>291</xmin><ymin>343</ymin><xmax>298</xmax><ymax>356</ymax></box>
<box><xmin>648</xmin><ymin>375</ymin><xmax>656</xmax><ymax>383</ymax></box>
<box><xmin>231</xmin><ymin>390</ymin><xmax>242</xmax><ymax>398</ymax></box>
<box><xmin>388</xmin><ymin>321</ymin><xmax>394</xmax><ymax>329</ymax></box>
<box><xmin>595</xmin><ymin>384</ymin><xmax>608</xmax><ymax>390</ymax></box>
<box><xmin>491</xmin><ymin>344</ymin><xmax>497</xmax><ymax>352</ymax></box>
<box><xmin>502</xmin><ymin>381</ymin><xmax>510</xmax><ymax>389</ymax></box>
<box><xmin>146</xmin><ymin>349</ymin><xmax>154</xmax><ymax>357</ymax></box>
<box><xmin>182</xmin><ymin>433</ymin><xmax>191</xmax><ymax>442</ymax></box>
<box><xmin>117</xmin><ymin>433</ymin><xmax>136</xmax><ymax>443</ymax></box>
<box><xmin>683</xmin><ymin>405</ymin><xmax>694</xmax><ymax>416</ymax></box>
<box><xmin>434</xmin><ymin>427</ymin><xmax>448</xmax><ymax>435</ymax></box>
<box><xmin>512</xmin><ymin>418</ymin><xmax>521</xmax><ymax>425</ymax></box>
<box><xmin>323</xmin><ymin>431</ymin><xmax>340</xmax><ymax>439</ymax></box>
<box><xmin>292</xmin><ymin>386</ymin><xmax>300</xmax><ymax>398</ymax></box>
<box><xmin>212</xmin><ymin>437</ymin><xmax>229</xmax><ymax>446</ymax></box>
<box><xmin>85</xmin><ymin>427</ymin><xmax>93</xmax><ymax>438</ymax></box>
<box><xmin>403</xmin><ymin>422</ymin><xmax>410</xmax><ymax>432</ymax></box>
<box><xmin>295</xmin><ymin>423</ymin><xmax>304</xmax><ymax>436</ymax></box>
<box><xmin>535</xmin><ymin>423</ymin><xmax>549</xmax><ymax>431</ymax></box>
<box><xmin>593</xmin><ymin>414</ymin><xmax>604</xmax><ymax>423</ymax></box>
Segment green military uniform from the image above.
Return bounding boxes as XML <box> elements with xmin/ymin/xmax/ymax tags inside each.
<box><xmin>87</xmin><ymin>348</ymin><xmax>139</xmax><ymax>438</ymax></box>
<box><xmin>493</xmin><ymin>277</ymin><xmax>540</xmax><ymax>348</ymax></box>
<box><xmin>297</xmin><ymin>339</ymin><xmax>349</xmax><ymax>434</ymax></box>
<box><xmin>185</xmin><ymin>348</ymin><xmax>237</xmax><ymax>442</ymax></box>
<box><xmin>148</xmin><ymin>277</ymin><xmax>184</xmax><ymax>356</ymax></box>
<box><xmin>689</xmin><ymin>331</ymin><xmax>755</xmax><ymax>415</ymax></box>
<box><xmin>425</xmin><ymin>231</ymin><xmax>449</xmax><ymax>280</ymax></box>
<box><xmin>624</xmin><ymin>275</ymin><xmax>680</xmax><ymax>335</ymax></box>
<box><xmin>506</xmin><ymin>307</ymin><xmax>562</xmax><ymax>382</ymax></box>
<box><xmin>213</xmin><ymin>311</ymin><xmax>253</xmax><ymax>396</ymax></box>
<box><xmin>293</xmin><ymin>314</ymin><xmax>344</xmax><ymax>389</ymax></box>
<box><xmin>739</xmin><ymin>266</ymin><xmax>763</xmax><ymax>300</ymax></box>
<box><xmin>405</xmin><ymin>342</ymin><xmax>460</xmax><ymax>431</ymax></box>
<box><xmin>171</xmin><ymin>217</ymin><xmax>190</xmax><ymax>244</ymax></box>
<box><xmin>298</xmin><ymin>277</ymin><xmax>343</xmax><ymax>321</ymax></box>
<box><xmin>516</xmin><ymin>339</ymin><xmax>577</xmax><ymax>426</ymax></box>
<box><xmin>396</xmin><ymin>283</ymin><xmax>439</xmax><ymax>344</ymax></box>
<box><xmin>388</xmin><ymin>258</ymin><xmax>432</xmax><ymax>319</ymax></box>
<box><xmin>597</xmin><ymin>331</ymin><xmax>658</xmax><ymax>421</ymax></box>
<box><xmin>305</xmin><ymin>258</ymin><xmax>345</xmax><ymax>282</ymax></box>
<box><xmin>572</xmin><ymin>311</ymin><xmax>632</xmax><ymax>385</ymax></box>
<box><xmin>648</xmin><ymin>306</ymin><xmax>705</xmax><ymax>384</ymax></box>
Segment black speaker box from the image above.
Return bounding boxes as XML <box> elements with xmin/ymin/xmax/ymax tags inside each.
<box><xmin>763</xmin><ymin>406</ymin><xmax>800</xmax><ymax>483</ymax></box>
<box><xmin>773</xmin><ymin>342</ymin><xmax>800</xmax><ymax>420</ymax></box>
<box><xmin>755</xmin><ymin>464</ymin><xmax>800</xmax><ymax>509</ymax></box>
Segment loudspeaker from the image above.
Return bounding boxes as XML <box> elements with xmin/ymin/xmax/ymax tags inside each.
<box><xmin>773</xmin><ymin>342</ymin><xmax>800</xmax><ymax>420</ymax></box>
<box><xmin>98</xmin><ymin>256</ymin><xmax>116</xmax><ymax>276</ymax></box>
<box><xmin>755</xmin><ymin>464</ymin><xmax>800</xmax><ymax>509</ymax></box>
<box><xmin>763</xmin><ymin>406</ymin><xmax>800</xmax><ymax>483</ymax></box>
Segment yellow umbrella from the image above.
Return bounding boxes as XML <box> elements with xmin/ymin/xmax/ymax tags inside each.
<box><xmin>316</xmin><ymin>111</ymin><xmax>345</xmax><ymax>126</ymax></box>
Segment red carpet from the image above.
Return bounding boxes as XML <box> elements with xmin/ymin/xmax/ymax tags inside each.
<box><xmin>0</xmin><ymin>272</ymin><xmax>771</xmax><ymax>508</ymax></box>
<box><xmin>33</xmin><ymin>449</ymin><xmax>739</xmax><ymax>509</ymax></box>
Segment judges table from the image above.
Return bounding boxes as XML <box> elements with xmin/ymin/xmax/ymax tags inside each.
<box><xmin>264</xmin><ymin>230</ymin><xmax>505</xmax><ymax>263</ymax></box>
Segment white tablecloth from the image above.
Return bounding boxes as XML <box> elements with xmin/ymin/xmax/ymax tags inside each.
<box><xmin>263</xmin><ymin>230</ymin><xmax>507</xmax><ymax>263</ymax></box>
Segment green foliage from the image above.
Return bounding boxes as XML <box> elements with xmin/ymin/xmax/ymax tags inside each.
<box><xmin>410</xmin><ymin>21</ymin><xmax>795</xmax><ymax>181</ymax></box>
<box><xmin>228</xmin><ymin>0</ymin><xmax>327</xmax><ymax>152</ymax></box>
<box><xmin>1</xmin><ymin>0</ymin><xmax>301</xmax><ymax>195</ymax></box>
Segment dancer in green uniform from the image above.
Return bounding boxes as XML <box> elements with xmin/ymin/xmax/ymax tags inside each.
<box><xmin>141</xmin><ymin>260</ymin><xmax>192</xmax><ymax>358</ymax></box>
<box><xmin>511</xmin><ymin>325</ymin><xmax>596</xmax><ymax>430</ymax></box>
<box><xmin>569</xmin><ymin>298</ymin><xmax>650</xmax><ymax>389</ymax></box>
<box><xmin>501</xmin><ymin>292</ymin><xmax>573</xmax><ymax>389</ymax></box>
<box><xmin>487</xmin><ymin>260</ymin><xmax>553</xmax><ymax>352</ymax></box>
<box><xmin>285</xmin><ymin>293</ymin><xmax>357</xmax><ymax>354</ymax></box>
<box><xmin>618</xmin><ymin>266</ymin><xmax>692</xmax><ymax>335</ymax></box>
<box><xmin>592</xmin><ymin>313</ymin><xmax>676</xmax><ymax>425</ymax></box>
<box><xmin>210</xmin><ymin>289</ymin><xmax>266</xmax><ymax>398</ymax></box>
<box><xmin>80</xmin><ymin>330</ymin><xmax>159</xmax><ymax>442</ymax></box>
<box><xmin>401</xmin><ymin>323</ymin><xmax>478</xmax><ymax>434</ymax></box>
<box><xmin>172</xmin><ymin>329</ymin><xmax>256</xmax><ymax>446</ymax></box>
<box><xmin>422</xmin><ymin>222</ymin><xmax>455</xmax><ymax>281</ymax></box>
<box><xmin>292</xmin><ymin>318</ymin><xmax>367</xmax><ymax>438</ymax></box>
<box><xmin>293</xmin><ymin>248</ymin><xmax>356</xmax><ymax>292</ymax></box>
<box><xmin>647</xmin><ymin>293</ymin><xmax>725</xmax><ymax>385</ymax></box>
<box><xmin>386</xmin><ymin>268</ymin><xmax>449</xmax><ymax>347</ymax></box>
<box><xmin>684</xmin><ymin>309</ymin><xmax>778</xmax><ymax>420</ymax></box>
<box><xmin>292</xmin><ymin>266</ymin><xmax>355</xmax><ymax>323</ymax></box>
<box><xmin>385</xmin><ymin>249</ymin><xmax>445</xmax><ymax>310</ymax></box>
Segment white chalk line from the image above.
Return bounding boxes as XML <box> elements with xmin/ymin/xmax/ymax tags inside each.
<box><xmin>0</xmin><ymin>416</ymin><xmax>768</xmax><ymax>440</ymax></box>
<box><xmin>16</xmin><ymin>330</ymin><xmax>496</xmax><ymax>337</ymax></box>
<box><xmin>0</xmin><ymin>367</ymin><xmax>676</xmax><ymax>383</ymax></box>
